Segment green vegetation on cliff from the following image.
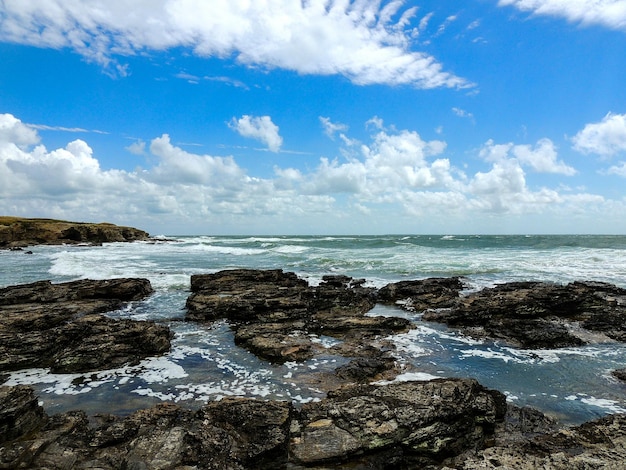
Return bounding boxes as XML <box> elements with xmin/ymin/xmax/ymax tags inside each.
<box><xmin>0</xmin><ymin>216</ymin><xmax>150</xmax><ymax>248</ymax></box>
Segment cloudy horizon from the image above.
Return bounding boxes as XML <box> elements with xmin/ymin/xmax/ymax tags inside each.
<box><xmin>1</xmin><ymin>0</ymin><xmax>626</xmax><ymax>235</ymax></box>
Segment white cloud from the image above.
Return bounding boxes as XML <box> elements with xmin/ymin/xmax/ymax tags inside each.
<box><xmin>149</xmin><ymin>134</ymin><xmax>245</xmax><ymax>184</ymax></box>
<box><xmin>572</xmin><ymin>112</ymin><xmax>626</xmax><ymax>157</ymax></box>
<box><xmin>498</xmin><ymin>0</ymin><xmax>626</xmax><ymax>31</ymax></box>
<box><xmin>0</xmin><ymin>113</ymin><xmax>39</xmax><ymax>147</ymax></box>
<box><xmin>302</xmin><ymin>121</ymin><xmax>454</xmax><ymax>198</ymax></box>
<box><xmin>452</xmin><ymin>107</ymin><xmax>475</xmax><ymax>123</ymax></box>
<box><xmin>229</xmin><ymin>115</ymin><xmax>283</xmax><ymax>153</ymax></box>
<box><xmin>126</xmin><ymin>140</ymin><xmax>146</xmax><ymax>156</ymax></box>
<box><xmin>480</xmin><ymin>138</ymin><xmax>576</xmax><ymax>175</ymax></box>
<box><xmin>320</xmin><ymin>117</ymin><xmax>349</xmax><ymax>139</ymax></box>
<box><xmin>2</xmin><ymin>112</ymin><xmax>624</xmax><ymax>234</ymax></box>
<box><xmin>607</xmin><ymin>161</ymin><xmax>626</xmax><ymax>177</ymax></box>
<box><xmin>0</xmin><ymin>0</ymin><xmax>470</xmax><ymax>88</ymax></box>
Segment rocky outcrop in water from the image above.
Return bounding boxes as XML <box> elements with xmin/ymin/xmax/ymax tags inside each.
<box><xmin>187</xmin><ymin>270</ymin><xmax>411</xmax><ymax>376</ymax></box>
<box><xmin>0</xmin><ymin>278</ymin><xmax>171</xmax><ymax>373</ymax></box>
<box><xmin>377</xmin><ymin>276</ymin><xmax>466</xmax><ymax>311</ymax></box>
<box><xmin>407</xmin><ymin>280</ymin><xmax>626</xmax><ymax>348</ymax></box>
<box><xmin>0</xmin><ymin>216</ymin><xmax>150</xmax><ymax>248</ymax></box>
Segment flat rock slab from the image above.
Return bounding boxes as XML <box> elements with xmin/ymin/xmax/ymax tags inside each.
<box><xmin>0</xmin><ymin>278</ymin><xmax>171</xmax><ymax>373</ymax></box>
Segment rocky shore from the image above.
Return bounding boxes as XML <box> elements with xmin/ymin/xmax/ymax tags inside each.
<box><xmin>0</xmin><ymin>216</ymin><xmax>150</xmax><ymax>248</ymax></box>
<box><xmin>1</xmin><ymin>269</ymin><xmax>626</xmax><ymax>468</ymax></box>
<box><xmin>0</xmin><ymin>278</ymin><xmax>171</xmax><ymax>374</ymax></box>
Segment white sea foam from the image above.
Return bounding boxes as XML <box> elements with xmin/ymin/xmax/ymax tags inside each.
<box><xmin>375</xmin><ymin>372</ymin><xmax>440</xmax><ymax>385</ymax></box>
<box><xmin>272</xmin><ymin>245</ymin><xmax>310</xmax><ymax>254</ymax></box>
<box><xmin>459</xmin><ymin>348</ymin><xmax>530</xmax><ymax>364</ymax></box>
<box><xmin>579</xmin><ymin>397</ymin><xmax>626</xmax><ymax>413</ymax></box>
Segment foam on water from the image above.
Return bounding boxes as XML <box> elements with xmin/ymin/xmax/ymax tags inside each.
<box><xmin>3</xmin><ymin>235</ymin><xmax>626</xmax><ymax>422</ymax></box>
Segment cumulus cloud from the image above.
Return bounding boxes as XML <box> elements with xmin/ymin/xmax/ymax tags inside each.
<box><xmin>126</xmin><ymin>140</ymin><xmax>146</xmax><ymax>156</ymax></box>
<box><xmin>2</xmin><ymin>112</ymin><xmax>623</xmax><ymax>233</ymax></box>
<box><xmin>320</xmin><ymin>117</ymin><xmax>349</xmax><ymax>139</ymax></box>
<box><xmin>607</xmin><ymin>162</ymin><xmax>626</xmax><ymax>177</ymax></box>
<box><xmin>572</xmin><ymin>112</ymin><xmax>626</xmax><ymax>157</ymax></box>
<box><xmin>498</xmin><ymin>0</ymin><xmax>626</xmax><ymax>31</ymax></box>
<box><xmin>0</xmin><ymin>113</ymin><xmax>39</xmax><ymax>147</ymax></box>
<box><xmin>302</xmin><ymin>121</ymin><xmax>454</xmax><ymax>198</ymax></box>
<box><xmin>150</xmin><ymin>134</ymin><xmax>245</xmax><ymax>184</ymax></box>
<box><xmin>479</xmin><ymin>138</ymin><xmax>576</xmax><ymax>175</ymax></box>
<box><xmin>229</xmin><ymin>115</ymin><xmax>283</xmax><ymax>152</ymax></box>
<box><xmin>0</xmin><ymin>0</ymin><xmax>469</xmax><ymax>88</ymax></box>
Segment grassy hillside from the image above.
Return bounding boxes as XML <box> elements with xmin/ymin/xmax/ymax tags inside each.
<box><xmin>0</xmin><ymin>216</ymin><xmax>150</xmax><ymax>248</ymax></box>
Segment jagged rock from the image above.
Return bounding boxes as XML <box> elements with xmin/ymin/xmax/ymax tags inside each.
<box><xmin>454</xmin><ymin>413</ymin><xmax>626</xmax><ymax>470</ymax></box>
<box><xmin>613</xmin><ymin>368</ymin><xmax>626</xmax><ymax>382</ymax></box>
<box><xmin>0</xmin><ymin>385</ymin><xmax>46</xmax><ymax>443</ymax></box>
<box><xmin>291</xmin><ymin>378</ymin><xmax>507</xmax><ymax>467</ymax></box>
<box><xmin>186</xmin><ymin>269</ymin><xmax>410</xmax><ymax>367</ymax></box>
<box><xmin>3</xmin><ymin>382</ymin><xmax>626</xmax><ymax>469</ymax></box>
<box><xmin>423</xmin><ymin>280</ymin><xmax>626</xmax><ymax>348</ymax></box>
<box><xmin>0</xmin><ymin>216</ymin><xmax>150</xmax><ymax>248</ymax></box>
<box><xmin>0</xmin><ymin>278</ymin><xmax>171</xmax><ymax>373</ymax></box>
<box><xmin>0</xmin><ymin>380</ymin><xmax>505</xmax><ymax>469</ymax></box>
<box><xmin>378</xmin><ymin>276</ymin><xmax>466</xmax><ymax>311</ymax></box>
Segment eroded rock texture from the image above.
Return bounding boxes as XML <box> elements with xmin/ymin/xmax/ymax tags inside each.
<box><xmin>186</xmin><ymin>269</ymin><xmax>411</xmax><ymax>370</ymax></box>
<box><xmin>418</xmin><ymin>280</ymin><xmax>626</xmax><ymax>348</ymax></box>
<box><xmin>0</xmin><ymin>278</ymin><xmax>171</xmax><ymax>373</ymax></box>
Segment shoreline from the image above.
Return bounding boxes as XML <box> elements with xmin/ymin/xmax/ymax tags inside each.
<box><xmin>0</xmin><ymin>216</ymin><xmax>151</xmax><ymax>249</ymax></box>
<box><xmin>2</xmin><ymin>231</ymin><xmax>626</xmax><ymax>467</ymax></box>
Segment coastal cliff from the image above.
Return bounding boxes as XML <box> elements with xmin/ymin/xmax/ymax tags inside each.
<box><xmin>0</xmin><ymin>216</ymin><xmax>150</xmax><ymax>248</ymax></box>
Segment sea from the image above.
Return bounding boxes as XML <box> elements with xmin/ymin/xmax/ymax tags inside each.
<box><xmin>2</xmin><ymin>234</ymin><xmax>626</xmax><ymax>425</ymax></box>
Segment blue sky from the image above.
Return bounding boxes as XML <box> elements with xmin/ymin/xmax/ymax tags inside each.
<box><xmin>1</xmin><ymin>0</ymin><xmax>626</xmax><ymax>235</ymax></box>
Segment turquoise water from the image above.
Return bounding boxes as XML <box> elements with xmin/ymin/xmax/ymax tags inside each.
<box><xmin>2</xmin><ymin>235</ymin><xmax>626</xmax><ymax>424</ymax></box>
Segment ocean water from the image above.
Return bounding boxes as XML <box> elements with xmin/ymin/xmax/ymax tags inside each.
<box><xmin>2</xmin><ymin>234</ymin><xmax>626</xmax><ymax>424</ymax></box>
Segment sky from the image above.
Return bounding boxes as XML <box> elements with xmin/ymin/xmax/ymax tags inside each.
<box><xmin>1</xmin><ymin>0</ymin><xmax>626</xmax><ymax>235</ymax></box>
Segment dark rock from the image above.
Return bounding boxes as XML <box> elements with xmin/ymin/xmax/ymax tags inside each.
<box><xmin>0</xmin><ymin>278</ymin><xmax>171</xmax><ymax>373</ymax></box>
<box><xmin>0</xmin><ymin>380</ymin><xmax>507</xmax><ymax>469</ymax></box>
<box><xmin>196</xmin><ymin>398</ymin><xmax>292</xmax><ymax>468</ymax></box>
<box><xmin>0</xmin><ymin>385</ymin><xmax>46</xmax><ymax>443</ymax></box>
<box><xmin>456</xmin><ymin>413</ymin><xmax>626</xmax><ymax>469</ymax></box>
<box><xmin>613</xmin><ymin>368</ymin><xmax>626</xmax><ymax>382</ymax></box>
<box><xmin>3</xmin><ymin>382</ymin><xmax>626</xmax><ymax>470</ymax></box>
<box><xmin>423</xmin><ymin>280</ymin><xmax>626</xmax><ymax>348</ymax></box>
<box><xmin>50</xmin><ymin>314</ymin><xmax>173</xmax><ymax>373</ymax></box>
<box><xmin>186</xmin><ymin>269</ymin><xmax>411</xmax><ymax>369</ymax></box>
<box><xmin>333</xmin><ymin>356</ymin><xmax>396</xmax><ymax>383</ymax></box>
<box><xmin>378</xmin><ymin>276</ymin><xmax>466</xmax><ymax>311</ymax></box>
<box><xmin>291</xmin><ymin>378</ymin><xmax>507</xmax><ymax>467</ymax></box>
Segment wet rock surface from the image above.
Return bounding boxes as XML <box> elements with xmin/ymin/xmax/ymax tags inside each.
<box><xmin>3</xmin><ymin>270</ymin><xmax>626</xmax><ymax>468</ymax></box>
<box><xmin>378</xmin><ymin>276</ymin><xmax>466</xmax><ymax>311</ymax></box>
<box><xmin>420</xmin><ymin>280</ymin><xmax>626</xmax><ymax>348</ymax></box>
<box><xmin>187</xmin><ymin>270</ymin><xmax>411</xmax><ymax>372</ymax></box>
<box><xmin>3</xmin><ymin>381</ymin><xmax>624</xmax><ymax>469</ymax></box>
<box><xmin>0</xmin><ymin>278</ymin><xmax>171</xmax><ymax>373</ymax></box>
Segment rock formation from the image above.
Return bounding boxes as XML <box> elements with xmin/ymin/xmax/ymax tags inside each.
<box><xmin>2</xmin><ymin>381</ymin><xmax>625</xmax><ymax>469</ymax></box>
<box><xmin>186</xmin><ymin>270</ymin><xmax>411</xmax><ymax>378</ymax></box>
<box><xmin>0</xmin><ymin>216</ymin><xmax>150</xmax><ymax>248</ymax></box>
<box><xmin>0</xmin><ymin>278</ymin><xmax>171</xmax><ymax>373</ymax></box>
<box><xmin>3</xmin><ymin>270</ymin><xmax>626</xmax><ymax>468</ymax></box>
<box><xmin>420</xmin><ymin>280</ymin><xmax>626</xmax><ymax>348</ymax></box>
